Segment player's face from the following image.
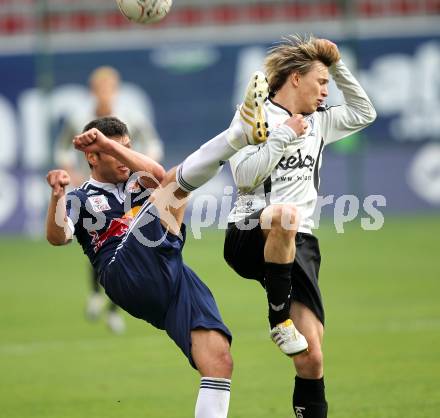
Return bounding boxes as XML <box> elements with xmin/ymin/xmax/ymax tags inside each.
<box><xmin>295</xmin><ymin>61</ymin><xmax>329</xmax><ymax>113</ymax></box>
<box><xmin>91</xmin><ymin>75</ymin><xmax>119</xmax><ymax>107</ymax></box>
<box><xmin>94</xmin><ymin>136</ymin><xmax>131</xmax><ymax>184</ymax></box>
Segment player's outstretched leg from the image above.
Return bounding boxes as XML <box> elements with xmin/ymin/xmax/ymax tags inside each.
<box><xmin>176</xmin><ymin>71</ymin><xmax>269</xmax><ymax>193</ymax></box>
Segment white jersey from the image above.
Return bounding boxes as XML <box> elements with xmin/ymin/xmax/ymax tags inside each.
<box><xmin>228</xmin><ymin>60</ymin><xmax>377</xmax><ymax>233</ymax></box>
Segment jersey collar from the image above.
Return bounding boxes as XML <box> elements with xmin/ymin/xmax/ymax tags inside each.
<box><xmin>88</xmin><ymin>177</ymin><xmax>126</xmax><ymax>203</ymax></box>
<box><xmin>267</xmin><ymin>97</ymin><xmax>292</xmax><ymax>116</ymax></box>
<box><xmin>88</xmin><ymin>176</ymin><xmax>120</xmax><ymax>191</ymax></box>
<box><xmin>267</xmin><ymin>98</ymin><xmax>320</xmax><ymax>117</ymax></box>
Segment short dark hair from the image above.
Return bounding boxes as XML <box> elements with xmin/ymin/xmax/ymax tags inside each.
<box><xmin>83</xmin><ymin>116</ymin><xmax>129</xmax><ymax>138</ymax></box>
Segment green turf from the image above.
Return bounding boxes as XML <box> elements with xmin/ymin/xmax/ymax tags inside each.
<box><xmin>1</xmin><ymin>215</ymin><xmax>440</xmax><ymax>417</ymax></box>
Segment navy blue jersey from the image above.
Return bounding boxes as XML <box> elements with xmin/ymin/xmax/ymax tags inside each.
<box><xmin>65</xmin><ymin>176</ymin><xmax>232</xmax><ymax>368</ymax></box>
<box><xmin>66</xmin><ymin>176</ymin><xmax>150</xmax><ymax>275</ymax></box>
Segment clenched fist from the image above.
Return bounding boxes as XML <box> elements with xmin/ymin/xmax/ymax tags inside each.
<box><xmin>316</xmin><ymin>38</ymin><xmax>341</xmax><ymax>64</ymax></box>
<box><xmin>73</xmin><ymin>128</ymin><xmax>112</xmax><ymax>154</ymax></box>
<box><xmin>284</xmin><ymin>114</ymin><xmax>308</xmax><ymax>137</ymax></box>
<box><xmin>46</xmin><ymin>169</ymin><xmax>70</xmax><ymax>197</ymax></box>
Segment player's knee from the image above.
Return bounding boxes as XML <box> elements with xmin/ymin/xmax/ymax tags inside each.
<box><xmin>217</xmin><ymin>348</ymin><xmax>234</xmax><ymax>376</ymax></box>
<box><xmin>262</xmin><ymin>204</ymin><xmax>298</xmax><ymax>235</ymax></box>
<box><xmin>206</xmin><ymin>345</ymin><xmax>233</xmax><ymax>377</ymax></box>
<box><xmin>196</xmin><ymin>334</ymin><xmax>233</xmax><ymax>377</ymax></box>
<box><xmin>294</xmin><ymin>347</ymin><xmax>323</xmax><ymax>379</ymax></box>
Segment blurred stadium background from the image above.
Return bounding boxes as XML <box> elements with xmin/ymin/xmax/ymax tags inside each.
<box><xmin>1</xmin><ymin>1</ymin><xmax>439</xmax><ymax>417</ymax></box>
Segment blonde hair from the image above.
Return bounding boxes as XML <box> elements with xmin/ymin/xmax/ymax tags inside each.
<box><xmin>265</xmin><ymin>35</ymin><xmax>339</xmax><ymax>94</ymax></box>
<box><xmin>89</xmin><ymin>66</ymin><xmax>120</xmax><ymax>87</ymax></box>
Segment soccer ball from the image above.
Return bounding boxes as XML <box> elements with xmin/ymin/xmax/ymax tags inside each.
<box><xmin>116</xmin><ymin>0</ymin><xmax>172</xmax><ymax>24</ymax></box>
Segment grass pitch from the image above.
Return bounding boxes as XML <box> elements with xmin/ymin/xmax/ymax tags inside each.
<box><xmin>1</xmin><ymin>215</ymin><xmax>439</xmax><ymax>417</ymax></box>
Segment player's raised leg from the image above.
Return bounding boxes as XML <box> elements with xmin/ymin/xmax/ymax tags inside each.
<box><xmin>148</xmin><ymin>166</ymin><xmax>189</xmax><ymax>236</ymax></box>
<box><xmin>150</xmin><ymin>71</ymin><xmax>270</xmax><ymax>235</ymax></box>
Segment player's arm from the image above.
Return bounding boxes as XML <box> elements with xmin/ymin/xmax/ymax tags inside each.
<box><xmin>231</xmin><ymin>116</ymin><xmax>307</xmax><ymax>192</ymax></box>
<box><xmin>73</xmin><ymin>128</ymin><xmax>166</xmax><ymax>187</ymax></box>
<box><xmin>318</xmin><ymin>40</ymin><xmax>377</xmax><ymax>144</ymax></box>
<box><xmin>46</xmin><ymin>169</ymin><xmax>73</xmax><ymax>246</ymax></box>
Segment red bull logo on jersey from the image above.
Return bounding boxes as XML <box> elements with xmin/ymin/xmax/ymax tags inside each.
<box><xmin>89</xmin><ymin>206</ymin><xmax>142</xmax><ymax>253</ymax></box>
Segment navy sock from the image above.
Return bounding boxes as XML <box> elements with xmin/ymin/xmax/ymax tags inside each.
<box><xmin>293</xmin><ymin>376</ymin><xmax>328</xmax><ymax>418</ymax></box>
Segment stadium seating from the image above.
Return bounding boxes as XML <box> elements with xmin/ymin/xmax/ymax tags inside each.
<box><xmin>0</xmin><ymin>0</ymin><xmax>438</xmax><ymax>36</ymax></box>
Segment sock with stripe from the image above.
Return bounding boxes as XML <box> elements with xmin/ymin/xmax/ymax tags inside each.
<box><xmin>293</xmin><ymin>376</ymin><xmax>328</xmax><ymax>418</ymax></box>
<box><xmin>264</xmin><ymin>262</ymin><xmax>293</xmax><ymax>328</ymax></box>
<box><xmin>195</xmin><ymin>377</ymin><xmax>231</xmax><ymax>418</ymax></box>
<box><xmin>176</xmin><ymin>118</ymin><xmax>246</xmax><ymax>192</ymax></box>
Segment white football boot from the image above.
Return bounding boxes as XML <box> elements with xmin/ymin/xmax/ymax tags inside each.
<box><xmin>227</xmin><ymin>71</ymin><xmax>270</xmax><ymax>150</ymax></box>
<box><xmin>270</xmin><ymin>319</ymin><xmax>308</xmax><ymax>356</ymax></box>
<box><xmin>240</xmin><ymin>70</ymin><xmax>270</xmax><ymax>143</ymax></box>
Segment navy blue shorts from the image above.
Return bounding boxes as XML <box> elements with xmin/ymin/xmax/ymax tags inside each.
<box><xmin>100</xmin><ymin>204</ymin><xmax>232</xmax><ymax>368</ymax></box>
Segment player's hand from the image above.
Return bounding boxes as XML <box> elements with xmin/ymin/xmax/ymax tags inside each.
<box><xmin>284</xmin><ymin>114</ymin><xmax>308</xmax><ymax>137</ymax></box>
<box><xmin>64</xmin><ymin>167</ymin><xmax>84</xmax><ymax>188</ymax></box>
<box><xmin>73</xmin><ymin>128</ymin><xmax>112</xmax><ymax>154</ymax></box>
<box><xmin>46</xmin><ymin>169</ymin><xmax>70</xmax><ymax>197</ymax></box>
<box><xmin>317</xmin><ymin>38</ymin><xmax>341</xmax><ymax>63</ymax></box>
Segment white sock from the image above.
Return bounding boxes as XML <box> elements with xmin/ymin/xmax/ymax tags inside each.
<box><xmin>176</xmin><ymin>129</ymin><xmax>236</xmax><ymax>192</ymax></box>
<box><xmin>176</xmin><ymin>111</ymin><xmax>249</xmax><ymax>192</ymax></box>
<box><xmin>195</xmin><ymin>377</ymin><xmax>231</xmax><ymax>418</ymax></box>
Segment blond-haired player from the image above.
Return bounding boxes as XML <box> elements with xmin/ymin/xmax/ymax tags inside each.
<box><xmin>223</xmin><ymin>36</ymin><xmax>376</xmax><ymax>417</ymax></box>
